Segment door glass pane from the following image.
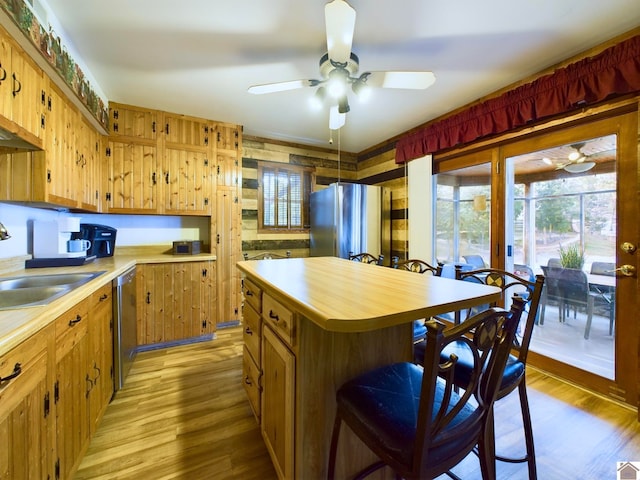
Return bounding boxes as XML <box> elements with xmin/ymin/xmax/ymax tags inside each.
<box><xmin>505</xmin><ymin>135</ymin><xmax>617</xmax><ymax>379</ymax></box>
<box><xmin>435</xmin><ymin>163</ymin><xmax>491</xmax><ymax>268</ymax></box>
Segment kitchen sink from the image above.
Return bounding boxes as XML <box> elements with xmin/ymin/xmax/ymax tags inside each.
<box><xmin>0</xmin><ymin>271</ymin><xmax>106</xmax><ymax>310</ymax></box>
<box><xmin>0</xmin><ymin>272</ymin><xmax>104</xmax><ymax>290</ymax></box>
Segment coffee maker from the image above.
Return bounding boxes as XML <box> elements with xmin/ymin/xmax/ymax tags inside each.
<box><xmin>33</xmin><ymin>218</ymin><xmax>87</xmax><ymax>258</ymax></box>
<box><xmin>79</xmin><ymin>223</ymin><xmax>117</xmax><ymax>258</ymax></box>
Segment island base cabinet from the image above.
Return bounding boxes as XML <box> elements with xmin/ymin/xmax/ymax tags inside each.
<box><xmin>261</xmin><ymin>325</ymin><xmax>295</xmax><ymax>480</ymax></box>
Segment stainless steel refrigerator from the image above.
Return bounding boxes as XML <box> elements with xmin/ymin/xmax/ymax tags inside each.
<box><xmin>309</xmin><ymin>182</ymin><xmax>391</xmax><ymax>263</ymax></box>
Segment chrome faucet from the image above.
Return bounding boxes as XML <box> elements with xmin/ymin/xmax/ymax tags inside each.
<box><xmin>0</xmin><ymin>222</ymin><xmax>10</xmax><ymax>240</ymax></box>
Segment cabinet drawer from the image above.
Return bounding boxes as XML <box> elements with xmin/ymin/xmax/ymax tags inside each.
<box><xmin>243</xmin><ymin>277</ymin><xmax>262</xmax><ymax>313</ymax></box>
<box><xmin>243</xmin><ymin>303</ymin><xmax>261</xmax><ymax>365</ymax></box>
<box><xmin>0</xmin><ymin>326</ymin><xmax>49</xmax><ymax>419</ymax></box>
<box><xmin>55</xmin><ymin>302</ymin><xmax>89</xmax><ymax>359</ymax></box>
<box><xmin>262</xmin><ymin>294</ymin><xmax>295</xmax><ymax>347</ymax></box>
<box><xmin>90</xmin><ymin>283</ymin><xmax>112</xmax><ymax>310</ymax></box>
<box><xmin>242</xmin><ymin>346</ymin><xmax>261</xmax><ymax>421</ymax></box>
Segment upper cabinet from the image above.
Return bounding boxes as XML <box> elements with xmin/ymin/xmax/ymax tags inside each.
<box><xmin>109</xmin><ymin>103</ymin><xmax>158</xmax><ymax>141</ymax></box>
<box><xmin>106</xmin><ymin>103</ymin><xmax>240</xmax><ymax>216</ymax></box>
<box><xmin>0</xmin><ymin>25</ymin><xmax>44</xmax><ymax>146</ymax></box>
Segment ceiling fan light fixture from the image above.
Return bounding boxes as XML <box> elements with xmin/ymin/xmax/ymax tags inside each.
<box><xmin>309</xmin><ymin>86</ymin><xmax>327</xmax><ymax>110</ymax></box>
<box><xmin>338</xmin><ymin>96</ymin><xmax>350</xmax><ymax>114</ymax></box>
<box><xmin>564</xmin><ymin>161</ymin><xmax>595</xmax><ymax>173</ymax></box>
<box><xmin>542</xmin><ymin>157</ymin><xmax>553</xmax><ymax>165</ymax></box>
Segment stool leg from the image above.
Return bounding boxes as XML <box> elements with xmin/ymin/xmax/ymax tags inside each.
<box><xmin>518</xmin><ymin>380</ymin><xmax>537</xmax><ymax>480</ymax></box>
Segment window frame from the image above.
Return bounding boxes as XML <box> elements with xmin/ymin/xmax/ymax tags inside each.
<box><xmin>257</xmin><ymin>162</ymin><xmax>315</xmax><ymax>233</ymax></box>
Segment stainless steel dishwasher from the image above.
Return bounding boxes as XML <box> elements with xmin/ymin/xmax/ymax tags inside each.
<box><xmin>113</xmin><ymin>266</ymin><xmax>137</xmax><ymax>392</ymax></box>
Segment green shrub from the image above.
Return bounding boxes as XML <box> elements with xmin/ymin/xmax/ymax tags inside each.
<box><xmin>559</xmin><ymin>243</ymin><xmax>585</xmax><ymax>269</ymax></box>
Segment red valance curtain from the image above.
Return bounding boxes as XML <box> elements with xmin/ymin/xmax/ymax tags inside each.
<box><xmin>395</xmin><ymin>35</ymin><xmax>640</xmax><ymax>164</ymax></box>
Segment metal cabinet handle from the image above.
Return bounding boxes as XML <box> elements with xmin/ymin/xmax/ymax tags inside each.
<box><xmin>0</xmin><ymin>363</ymin><xmax>22</xmax><ymax>383</ymax></box>
<box><xmin>244</xmin><ymin>375</ymin><xmax>252</xmax><ymax>386</ymax></box>
<box><xmin>245</xmin><ymin>327</ymin><xmax>253</xmax><ymax>335</ymax></box>
<box><xmin>269</xmin><ymin>310</ymin><xmax>279</xmax><ymax>321</ymax></box>
<box><xmin>68</xmin><ymin>314</ymin><xmax>82</xmax><ymax>326</ymax></box>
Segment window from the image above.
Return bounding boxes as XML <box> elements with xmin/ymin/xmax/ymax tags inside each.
<box><xmin>259</xmin><ymin>164</ymin><xmax>314</xmax><ymax>231</ymax></box>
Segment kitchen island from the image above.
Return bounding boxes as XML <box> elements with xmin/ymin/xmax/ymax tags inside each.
<box><xmin>237</xmin><ymin>256</ymin><xmax>501</xmax><ymax>479</ymax></box>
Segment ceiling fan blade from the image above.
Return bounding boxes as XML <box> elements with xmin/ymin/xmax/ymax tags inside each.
<box><xmin>329</xmin><ymin>105</ymin><xmax>346</xmax><ymax>130</ymax></box>
<box><xmin>248</xmin><ymin>79</ymin><xmax>316</xmax><ymax>95</ymax></box>
<box><xmin>365</xmin><ymin>71</ymin><xmax>436</xmax><ymax>89</ymax></box>
<box><xmin>325</xmin><ymin>0</ymin><xmax>356</xmax><ymax>64</ymax></box>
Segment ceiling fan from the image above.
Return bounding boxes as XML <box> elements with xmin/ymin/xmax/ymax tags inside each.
<box><xmin>542</xmin><ymin>142</ymin><xmax>596</xmax><ymax>173</ymax></box>
<box><xmin>247</xmin><ymin>0</ymin><xmax>436</xmax><ymax>131</ymax></box>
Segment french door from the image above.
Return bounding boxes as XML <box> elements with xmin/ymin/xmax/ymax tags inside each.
<box><xmin>434</xmin><ymin>111</ymin><xmax>638</xmax><ymax>405</ymax></box>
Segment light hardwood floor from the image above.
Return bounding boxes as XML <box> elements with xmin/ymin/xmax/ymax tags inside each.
<box><xmin>75</xmin><ymin>326</ymin><xmax>640</xmax><ymax>480</ymax></box>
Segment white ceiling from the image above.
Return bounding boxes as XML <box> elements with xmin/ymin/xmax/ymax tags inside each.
<box><xmin>43</xmin><ymin>0</ymin><xmax>640</xmax><ymax>153</ymax></box>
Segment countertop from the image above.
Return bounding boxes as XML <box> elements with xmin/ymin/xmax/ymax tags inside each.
<box><xmin>0</xmin><ymin>252</ymin><xmax>216</xmax><ymax>356</ymax></box>
<box><xmin>237</xmin><ymin>256</ymin><xmax>501</xmax><ymax>333</ymax></box>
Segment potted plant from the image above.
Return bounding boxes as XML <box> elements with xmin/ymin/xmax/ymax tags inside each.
<box><xmin>559</xmin><ymin>243</ymin><xmax>585</xmax><ymax>269</ymax></box>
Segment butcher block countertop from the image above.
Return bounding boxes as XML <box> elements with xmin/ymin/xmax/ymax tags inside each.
<box><xmin>0</xmin><ymin>252</ymin><xmax>216</xmax><ymax>356</ymax></box>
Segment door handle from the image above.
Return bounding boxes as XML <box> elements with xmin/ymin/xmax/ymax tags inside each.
<box><xmin>607</xmin><ymin>265</ymin><xmax>636</xmax><ymax>277</ymax></box>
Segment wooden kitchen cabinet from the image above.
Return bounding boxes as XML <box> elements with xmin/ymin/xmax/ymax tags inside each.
<box><xmin>0</xmin><ymin>80</ymin><xmax>102</xmax><ymax>210</ymax></box>
<box><xmin>261</xmin><ymin>322</ymin><xmax>295</xmax><ymax>480</ymax></box>
<box><xmin>0</xmin><ymin>25</ymin><xmax>44</xmax><ymax>142</ymax></box>
<box><xmin>87</xmin><ymin>283</ymin><xmax>114</xmax><ymax>434</ymax></box>
<box><xmin>0</xmin><ymin>324</ymin><xmax>54</xmax><ymax>480</ymax></box>
<box><xmin>215</xmin><ymin>187</ymin><xmax>241</xmax><ymax>326</ymax></box>
<box><xmin>105</xmin><ymin>139</ymin><xmax>159</xmax><ymax>213</ymax></box>
<box><xmin>162</xmin><ymin>146</ymin><xmax>212</xmax><ymax>215</ymax></box>
<box><xmin>54</xmin><ymin>298</ymin><xmax>90</xmax><ymax>480</ymax></box>
<box><xmin>242</xmin><ymin>278</ymin><xmax>263</xmax><ymax>421</ymax></box>
<box><xmin>78</xmin><ymin>116</ymin><xmax>105</xmax><ymax>212</ymax></box>
<box><xmin>109</xmin><ymin>103</ymin><xmax>158</xmax><ymax>141</ymax></box>
<box><xmin>137</xmin><ymin>261</ymin><xmax>216</xmax><ymax>345</ymax></box>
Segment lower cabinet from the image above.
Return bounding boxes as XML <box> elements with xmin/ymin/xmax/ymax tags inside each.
<box><xmin>0</xmin><ymin>324</ymin><xmax>54</xmax><ymax>480</ymax></box>
<box><xmin>54</xmin><ymin>298</ymin><xmax>91</xmax><ymax>480</ymax></box>
<box><xmin>241</xmin><ymin>277</ymin><xmax>295</xmax><ymax>480</ymax></box>
<box><xmin>261</xmin><ymin>325</ymin><xmax>295</xmax><ymax>480</ymax></box>
<box><xmin>87</xmin><ymin>283</ymin><xmax>114</xmax><ymax>434</ymax></box>
<box><xmin>137</xmin><ymin>261</ymin><xmax>216</xmax><ymax>345</ymax></box>
<box><xmin>0</xmin><ymin>282</ymin><xmax>115</xmax><ymax>480</ymax></box>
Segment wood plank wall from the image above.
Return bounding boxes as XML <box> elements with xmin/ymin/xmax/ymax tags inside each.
<box><xmin>240</xmin><ymin>135</ymin><xmax>412</xmax><ymax>260</ymax></box>
<box><xmin>241</xmin><ymin>136</ymin><xmax>358</xmax><ymax>258</ymax></box>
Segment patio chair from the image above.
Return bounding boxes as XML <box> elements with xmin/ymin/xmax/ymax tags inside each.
<box><xmin>463</xmin><ymin>254</ymin><xmax>486</xmax><ymax>268</ymax></box>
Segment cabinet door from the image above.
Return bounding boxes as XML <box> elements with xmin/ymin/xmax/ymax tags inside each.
<box><xmin>106</xmin><ymin>140</ymin><xmax>159</xmax><ymax>213</ymax></box>
<box><xmin>216</xmin><ymin>152</ymin><xmax>239</xmax><ymax>188</ymax></box>
<box><xmin>40</xmin><ymin>83</ymin><xmax>78</xmax><ymax>207</ymax></box>
<box><xmin>138</xmin><ymin>261</ymin><xmax>216</xmax><ymax>345</ymax></box>
<box><xmin>216</xmin><ymin>188</ymin><xmax>241</xmax><ymax>325</ymax></box>
<box><xmin>215</xmin><ymin>123</ymin><xmax>239</xmax><ymax>151</ymax></box>
<box><xmin>162</xmin><ymin>147</ymin><xmax>212</xmax><ymax>214</ymax></box>
<box><xmin>87</xmin><ymin>284</ymin><xmax>113</xmax><ymax>434</ymax></box>
<box><xmin>109</xmin><ymin>103</ymin><xmax>158</xmax><ymax>141</ymax></box>
<box><xmin>0</xmin><ymin>326</ymin><xmax>53</xmax><ymax>480</ymax></box>
<box><xmin>261</xmin><ymin>325</ymin><xmax>295</xmax><ymax>480</ymax></box>
<box><xmin>9</xmin><ymin>45</ymin><xmax>43</xmax><ymax>139</ymax></box>
<box><xmin>0</xmin><ymin>29</ymin><xmax>12</xmax><ymax>124</ymax></box>
<box><xmin>79</xmin><ymin>117</ymin><xmax>103</xmax><ymax>211</ymax></box>
<box><xmin>55</xmin><ymin>301</ymin><xmax>90</xmax><ymax>480</ymax></box>
<box><xmin>164</xmin><ymin>114</ymin><xmax>211</xmax><ymax>147</ymax></box>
